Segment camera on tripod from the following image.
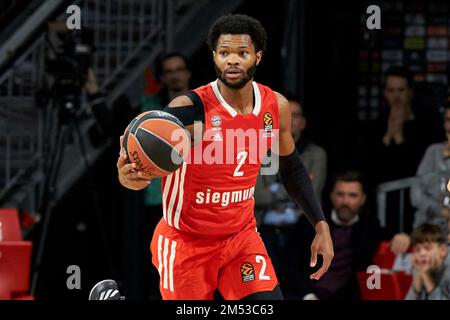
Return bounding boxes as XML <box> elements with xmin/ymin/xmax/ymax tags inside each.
<box><xmin>46</xmin><ymin>27</ymin><xmax>95</xmax><ymax>114</ymax></box>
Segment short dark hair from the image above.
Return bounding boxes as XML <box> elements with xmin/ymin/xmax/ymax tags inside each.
<box><xmin>411</xmin><ymin>223</ymin><xmax>447</xmax><ymax>246</ymax></box>
<box><xmin>384</xmin><ymin>65</ymin><xmax>413</xmax><ymax>88</ymax></box>
<box><xmin>207</xmin><ymin>14</ymin><xmax>267</xmax><ymax>53</ymax></box>
<box><xmin>332</xmin><ymin>171</ymin><xmax>367</xmax><ymax>194</ymax></box>
<box><xmin>155</xmin><ymin>52</ymin><xmax>190</xmax><ymax>78</ymax></box>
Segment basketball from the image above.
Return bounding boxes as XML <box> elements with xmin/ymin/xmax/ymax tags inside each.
<box><xmin>122</xmin><ymin>110</ymin><xmax>190</xmax><ymax>177</ymax></box>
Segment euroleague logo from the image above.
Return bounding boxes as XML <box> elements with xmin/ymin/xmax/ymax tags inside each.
<box><xmin>263</xmin><ymin>112</ymin><xmax>274</xmax><ymax>137</ymax></box>
<box><xmin>240</xmin><ymin>262</ymin><xmax>255</xmax><ymax>283</ymax></box>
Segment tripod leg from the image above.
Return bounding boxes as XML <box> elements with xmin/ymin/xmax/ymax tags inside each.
<box><xmin>71</xmin><ymin>122</ymin><xmax>116</xmax><ymax>278</ymax></box>
<box><xmin>31</xmin><ymin>124</ymin><xmax>69</xmax><ymax>295</ymax></box>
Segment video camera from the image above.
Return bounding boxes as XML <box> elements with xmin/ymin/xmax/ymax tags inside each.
<box><xmin>46</xmin><ymin>27</ymin><xmax>95</xmax><ymax>111</ymax></box>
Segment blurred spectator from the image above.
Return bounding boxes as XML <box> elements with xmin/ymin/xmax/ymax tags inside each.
<box><xmin>138</xmin><ymin>52</ymin><xmax>191</xmax><ymax>299</ymax></box>
<box><xmin>371</xmin><ymin>66</ymin><xmax>437</xmax><ymax>235</ymax></box>
<box><xmin>254</xmin><ymin>98</ymin><xmax>327</xmax><ymax>221</ymax></box>
<box><xmin>140</xmin><ymin>52</ymin><xmax>191</xmax><ymax>212</ymax></box>
<box><xmin>281</xmin><ymin>171</ymin><xmax>386</xmax><ymax>300</ymax></box>
<box><xmin>375</xmin><ymin>66</ymin><xmax>429</xmax><ymax>183</ymax></box>
<box><xmin>82</xmin><ymin>67</ymin><xmax>136</xmax><ymax>143</ymax></box>
<box><xmin>84</xmin><ymin>68</ymin><xmax>113</xmax><ymax>140</ymax></box>
<box><xmin>405</xmin><ymin>224</ymin><xmax>450</xmax><ymax>300</ymax></box>
<box><xmin>289</xmin><ymin>99</ymin><xmax>327</xmax><ymax>200</ymax></box>
<box><xmin>391</xmin><ymin>103</ymin><xmax>450</xmax><ymax>256</ymax></box>
<box><xmin>141</xmin><ymin>52</ymin><xmax>192</xmax><ymax>111</ymax></box>
<box><xmin>411</xmin><ymin>102</ymin><xmax>450</xmax><ymax>233</ymax></box>
<box><xmin>254</xmin><ymin>98</ymin><xmax>326</xmax><ymax>271</ymax></box>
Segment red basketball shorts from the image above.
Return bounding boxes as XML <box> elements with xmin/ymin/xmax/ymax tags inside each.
<box><xmin>150</xmin><ymin>218</ymin><xmax>278</xmax><ymax>300</ymax></box>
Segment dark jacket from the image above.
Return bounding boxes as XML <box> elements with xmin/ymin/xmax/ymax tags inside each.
<box><xmin>280</xmin><ymin>207</ymin><xmax>387</xmax><ymax>300</ymax></box>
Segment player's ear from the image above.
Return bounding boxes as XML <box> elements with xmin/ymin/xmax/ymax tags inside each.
<box><xmin>256</xmin><ymin>51</ymin><xmax>262</xmax><ymax>65</ymax></box>
<box><xmin>213</xmin><ymin>51</ymin><xmax>216</xmax><ymax>59</ymax></box>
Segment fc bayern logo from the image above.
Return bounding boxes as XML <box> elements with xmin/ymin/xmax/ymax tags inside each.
<box><xmin>211</xmin><ymin>115</ymin><xmax>222</xmax><ymax>127</ymax></box>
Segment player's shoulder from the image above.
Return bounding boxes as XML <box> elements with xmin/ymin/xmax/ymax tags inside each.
<box><xmin>272</xmin><ymin>91</ymin><xmax>289</xmax><ymax>111</ymax></box>
<box><xmin>252</xmin><ymin>81</ymin><xmax>287</xmax><ymax>105</ymax></box>
<box><xmin>253</xmin><ymin>81</ymin><xmax>275</xmax><ymax>95</ymax></box>
<box><xmin>168</xmin><ymin>95</ymin><xmax>194</xmax><ymax>108</ymax></box>
<box><xmin>168</xmin><ymin>84</ymin><xmax>211</xmax><ymax>108</ymax></box>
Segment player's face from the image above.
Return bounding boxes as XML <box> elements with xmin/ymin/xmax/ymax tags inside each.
<box><xmin>213</xmin><ymin>34</ymin><xmax>262</xmax><ymax>89</ymax></box>
<box><xmin>384</xmin><ymin>76</ymin><xmax>412</xmax><ymax>108</ymax></box>
<box><xmin>330</xmin><ymin>181</ymin><xmax>366</xmax><ymax>223</ymax></box>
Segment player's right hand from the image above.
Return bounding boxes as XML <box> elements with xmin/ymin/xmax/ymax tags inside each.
<box><xmin>117</xmin><ymin>136</ymin><xmax>154</xmax><ymax>190</ymax></box>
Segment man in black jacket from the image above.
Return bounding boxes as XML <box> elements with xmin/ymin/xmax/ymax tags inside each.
<box><xmin>281</xmin><ymin>171</ymin><xmax>386</xmax><ymax>300</ymax></box>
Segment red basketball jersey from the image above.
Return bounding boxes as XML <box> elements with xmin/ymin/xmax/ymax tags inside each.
<box><xmin>161</xmin><ymin>80</ymin><xmax>279</xmax><ymax>237</ymax></box>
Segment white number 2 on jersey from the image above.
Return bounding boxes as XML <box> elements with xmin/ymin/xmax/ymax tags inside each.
<box><xmin>233</xmin><ymin>151</ymin><xmax>248</xmax><ymax>177</ymax></box>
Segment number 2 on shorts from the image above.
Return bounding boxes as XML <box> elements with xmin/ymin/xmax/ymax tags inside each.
<box><xmin>255</xmin><ymin>255</ymin><xmax>271</xmax><ymax>280</ymax></box>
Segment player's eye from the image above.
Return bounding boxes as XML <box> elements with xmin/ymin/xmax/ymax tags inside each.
<box><xmin>240</xmin><ymin>51</ymin><xmax>249</xmax><ymax>57</ymax></box>
<box><xmin>219</xmin><ymin>51</ymin><xmax>228</xmax><ymax>57</ymax></box>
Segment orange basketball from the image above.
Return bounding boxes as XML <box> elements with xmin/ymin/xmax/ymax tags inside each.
<box><xmin>122</xmin><ymin>110</ymin><xmax>190</xmax><ymax>177</ymax></box>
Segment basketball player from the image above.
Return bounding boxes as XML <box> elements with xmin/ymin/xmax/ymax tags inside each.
<box><xmin>117</xmin><ymin>14</ymin><xmax>333</xmax><ymax>300</ymax></box>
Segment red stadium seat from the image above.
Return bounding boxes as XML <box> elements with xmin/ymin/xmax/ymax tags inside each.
<box><xmin>357</xmin><ymin>271</ymin><xmax>412</xmax><ymax>300</ymax></box>
<box><xmin>0</xmin><ymin>208</ymin><xmax>34</xmax><ymax>300</ymax></box>
<box><xmin>0</xmin><ymin>241</ymin><xmax>33</xmax><ymax>299</ymax></box>
<box><xmin>395</xmin><ymin>271</ymin><xmax>413</xmax><ymax>299</ymax></box>
<box><xmin>0</xmin><ymin>208</ymin><xmax>22</xmax><ymax>241</ymax></box>
<box><xmin>13</xmin><ymin>294</ymin><xmax>34</xmax><ymax>300</ymax></box>
<box><xmin>372</xmin><ymin>241</ymin><xmax>396</xmax><ymax>269</ymax></box>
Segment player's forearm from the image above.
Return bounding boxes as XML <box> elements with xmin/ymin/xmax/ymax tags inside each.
<box><xmin>278</xmin><ymin>149</ymin><xmax>326</xmax><ymax>226</ymax></box>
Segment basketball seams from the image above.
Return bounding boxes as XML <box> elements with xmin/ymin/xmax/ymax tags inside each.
<box><xmin>122</xmin><ymin>118</ymin><xmax>138</xmax><ymax>154</ymax></box>
<box><xmin>140</xmin><ymin>117</ymin><xmax>185</xmax><ymax>127</ymax></box>
<box><xmin>140</xmin><ymin>118</ymin><xmax>189</xmax><ymax>143</ymax></box>
<box><xmin>130</xmin><ymin>112</ymin><xmax>148</xmax><ymax>134</ymax></box>
<box><xmin>132</xmin><ymin>111</ymin><xmax>184</xmax><ymax>135</ymax></box>
<box><xmin>138</xmin><ymin>126</ymin><xmax>185</xmax><ymax>159</ymax></box>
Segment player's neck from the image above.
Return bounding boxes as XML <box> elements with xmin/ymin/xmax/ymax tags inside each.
<box><xmin>217</xmin><ymin>80</ymin><xmax>254</xmax><ymax>114</ymax></box>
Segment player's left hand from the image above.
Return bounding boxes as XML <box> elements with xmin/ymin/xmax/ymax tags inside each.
<box><xmin>309</xmin><ymin>221</ymin><xmax>334</xmax><ymax>280</ymax></box>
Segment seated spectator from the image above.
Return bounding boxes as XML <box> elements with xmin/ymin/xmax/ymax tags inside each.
<box><xmin>254</xmin><ymin>98</ymin><xmax>326</xmax><ymax>271</ymax></box>
<box><xmin>374</xmin><ymin>66</ymin><xmax>438</xmax><ymax>183</ymax></box>
<box><xmin>371</xmin><ymin>66</ymin><xmax>436</xmax><ymax>235</ymax></box>
<box><xmin>288</xmin><ymin>98</ymin><xmax>327</xmax><ymax>201</ymax></box>
<box><xmin>411</xmin><ymin>102</ymin><xmax>450</xmax><ymax>233</ymax></box>
<box><xmin>254</xmin><ymin>98</ymin><xmax>327</xmax><ymax>223</ymax></box>
<box><xmin>392</xmin><ymin>103</ymin><xmax>450</xmax><ymax>255</ymax></box>
<box><xmin>405</xmin><ymin>224</ymin><xmax>450</xmax><ymax>300</ymax></box>
<box><xmin>281</xmin><ymin>171</ymin><xmax>387</xmax><ymax>300</ymax></box>
<box><xmin>141</xmin><ymin>52</ymin><xmax>192</xmax><ymax>111</ymax></box>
